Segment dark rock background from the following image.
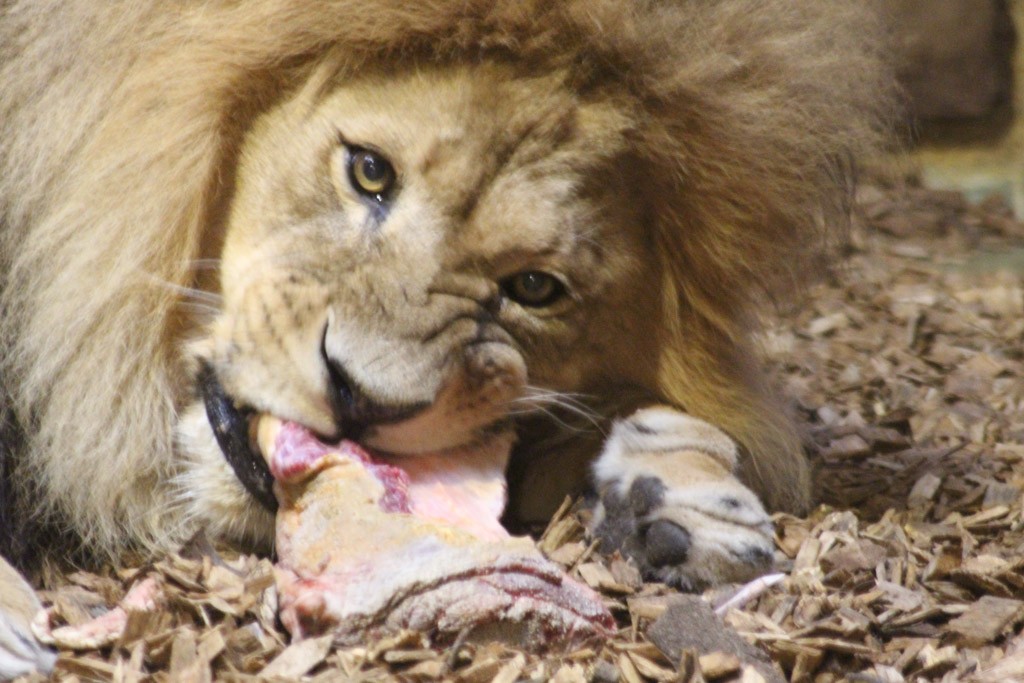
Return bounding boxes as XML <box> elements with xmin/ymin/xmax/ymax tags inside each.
<box><xmin>885</xmin><ymin>0</ymin><xmax>1015</xmax><ymax>125</ymax></box>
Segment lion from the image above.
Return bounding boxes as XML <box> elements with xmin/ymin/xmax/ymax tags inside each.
<box><xmin>0</xmin><ymin>0</ymin><xmax>892</xmax><ymax>651</ymax></box>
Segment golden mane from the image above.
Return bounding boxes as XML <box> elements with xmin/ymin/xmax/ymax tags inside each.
<box><xmin>0</xmin><ymin>0</ymin><xmax>893</xmax><ymax>560</ymax></box>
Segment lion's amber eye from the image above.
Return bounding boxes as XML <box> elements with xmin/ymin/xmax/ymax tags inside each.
<box><xmin>502</xmin><ymin>271</ymin><xmax>567</xmax><ymax>308</ymax></box>
<box><xmin>347</xmin><ymin>148</ymin><xmax>395</xmax><ymax>199</ymax></box>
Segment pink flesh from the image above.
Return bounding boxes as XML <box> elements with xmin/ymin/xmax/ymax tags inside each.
<box><xmin>376</xmin><ymin>445</ymin><xmax>510</xmax><ymax>542</ymax></box>
<box><xmin>265</xmin><ymin>421</ymin><xmax>613</xmax><ymax>649</ymax></box>
<box><xmin>271</xmin><ymin>427</ymin><xmax>413</xmax><ymax>513</ymax></box>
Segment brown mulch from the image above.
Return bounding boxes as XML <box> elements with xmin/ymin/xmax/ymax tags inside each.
<box><xmin>18</xmin><ymin>178</ymin><xmax>1024</xmax><ymax>682</ymax></box>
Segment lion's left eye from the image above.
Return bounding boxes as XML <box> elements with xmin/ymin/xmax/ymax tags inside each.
<box><xmin>347</xmin><ymin>148</ymin><xmax>395</xmax><ymax>200</ymax></box>
<box><xmin>502</xmin><ymin>271</ymin><xmax>567</xmax><ymax>308</ymax></box>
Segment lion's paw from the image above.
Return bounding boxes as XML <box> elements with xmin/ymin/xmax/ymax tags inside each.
<box><xmin>590</xmin><ymin>407</ymin><xmax>774</xmax><ymax>591</ymax></box>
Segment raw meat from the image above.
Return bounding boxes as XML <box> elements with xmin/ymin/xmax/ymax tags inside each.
<box><xmin>259</xmin><ymin>418</ymin><xmax>613</xmax><ymax>649</ymax></box>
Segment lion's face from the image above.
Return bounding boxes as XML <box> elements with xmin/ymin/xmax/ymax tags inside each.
<box><xmin>176</xmin><ymin>62</ymin><xmax>666</xmax><ymax>543</ymax></box>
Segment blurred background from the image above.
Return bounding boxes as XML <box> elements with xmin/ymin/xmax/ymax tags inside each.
<box><xmin>887</xmin><ymin>0</ymin><xmax>1023</xmax><ymax>212</ymax></box>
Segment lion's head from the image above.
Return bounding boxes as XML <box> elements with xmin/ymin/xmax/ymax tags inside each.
<box><xmin>0</xmin><ymin>0</ymin><xmax>893</xmax><ymax>564</ymax></box>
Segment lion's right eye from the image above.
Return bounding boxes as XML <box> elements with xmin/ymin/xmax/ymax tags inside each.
<box><xmin>501</xmin><ymin>271</ymin><xmax>567</xmax><ymax>308</ymax></box>
<box><xmin>346</xmin><ymin>148</ymin><xmax>396</xmax><ymax>201</ymax></box>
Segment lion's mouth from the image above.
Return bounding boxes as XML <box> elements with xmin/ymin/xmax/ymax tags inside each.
<box><xmin>196</xmin><ymin>360</ymin><xmax>419</xmax><ymax>513</ymax></box>
<box><xmin>198</xmin><ymin>362</ymin><xmax>516</xmax><ymax>514</ymax></box>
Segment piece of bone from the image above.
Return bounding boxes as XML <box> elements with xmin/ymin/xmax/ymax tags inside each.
<box><xmin>713</xmin><ymin>573</ymin><xmax>786</xmax><ymax>616</ymax></box>
<box><xmin>258</xmin><ymin>417</ymin><xmax>613</xmax><ymax>649</ymax></box>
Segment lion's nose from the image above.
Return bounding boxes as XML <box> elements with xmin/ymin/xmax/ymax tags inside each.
<box><xmin>322</xmin><ymin>350</ymin><xmax>428</xmax><ymax>439</ymax></box>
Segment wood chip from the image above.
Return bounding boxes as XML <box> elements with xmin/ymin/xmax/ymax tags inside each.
<box><xmin>261</xmin><ymin>635</ymin><xmax>333</xmax><ymax>678</ymax></box>
<box><xmin>551</xmin><ymin>663</ymin><xmax>587</xmax><ymax>683</ymax></box>
<box><xmin>698</xmin><ymin>652</ymin><xmax>741</xmax><ymax>678</ymax></box>
<box><xmin>491</xmin><ymin>654</ymin><xmax>526</xmax><ymax>683</ymax></box>
<box><xmin>908</xmin><ymin>473</ymin><xmax>943</xmax><ymax>506</ymax></box>
<box><xmin>948</xmin><ymin>596</ymin><xmax>1024</xmax><ymax>647</ymax></box>
<box><xmin>617</xmin><ymin>652</ymin><xmax>644</xmax><ymax>683</ymax></box>
<box><xmin>627</xmin><ymin>651</ymin><xmax>675</xmax><ymax>681</ymax></box>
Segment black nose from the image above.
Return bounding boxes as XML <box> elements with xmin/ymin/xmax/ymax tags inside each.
<box><xmin>321</xmin><ymin>339</ymin><xmax>428</xmax><ymax>439</ymax></box>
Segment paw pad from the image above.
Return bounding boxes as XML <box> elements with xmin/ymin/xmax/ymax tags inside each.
<box><xmin>591</xmin><ymin>472</ymin><xmax>775</xmax><ymax>590</ymax></box>
<box><xmin>641</xmin><ymin>519</ymin><xmax>691</xmax><ymax>567</ymax></box>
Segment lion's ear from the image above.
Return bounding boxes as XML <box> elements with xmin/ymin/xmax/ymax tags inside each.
<box><xmin>0</xmin><ymin>555</ymin><xmax>56</xmax><ymax>679</ymax></box>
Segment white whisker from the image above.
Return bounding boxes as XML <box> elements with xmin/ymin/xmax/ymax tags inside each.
<box><xmin>510</xmin><ymin>386</ymin><xmax>605</xmax><ymax>434</ymax></box>
<box><xmin>143</xmin><ymin>274</ymin><xmax>223</xmax><ymax>307</ymax></box>
<box><xmin>184</xmin><ymin>258</ymin><xmax>222</xmax><ymax>271</ymax></box>
<box><xmin>507</xmin><ymin>404</ymin><xmax>594</xmax><ymax>435</ymax></box>
<box><xmin>177</xmin><ymin>302</ymin><xmax>221</xmax><ymax>317</ymax></box>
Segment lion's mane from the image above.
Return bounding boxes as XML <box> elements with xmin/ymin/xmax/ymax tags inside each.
<box><xmin>0</xmin><ymin>0</ymin><xmax>893</xmax><ymax>564</ymax></box>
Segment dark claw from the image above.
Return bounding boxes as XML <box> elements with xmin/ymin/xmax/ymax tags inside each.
<box><xmin>642</xmin><ymin>519</ymin><xmax>691</xmax><ymax>567</ymax></box>
<box><xmin>646</xmin><ymin>564</ymin><xmax>698</xmax><ymax>592</ymax></box>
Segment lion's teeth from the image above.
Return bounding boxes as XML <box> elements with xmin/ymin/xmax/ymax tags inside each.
<box><xmin>253</xmin><ymin>414</ymin><xmax>282</xmax><ymax>465</ymax></box>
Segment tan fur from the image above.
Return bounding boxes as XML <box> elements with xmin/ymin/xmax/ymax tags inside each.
<box><xmin>0</xmin><ymin>0</ymin><xmax>893</xmax><ymax>562</ymax></box>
